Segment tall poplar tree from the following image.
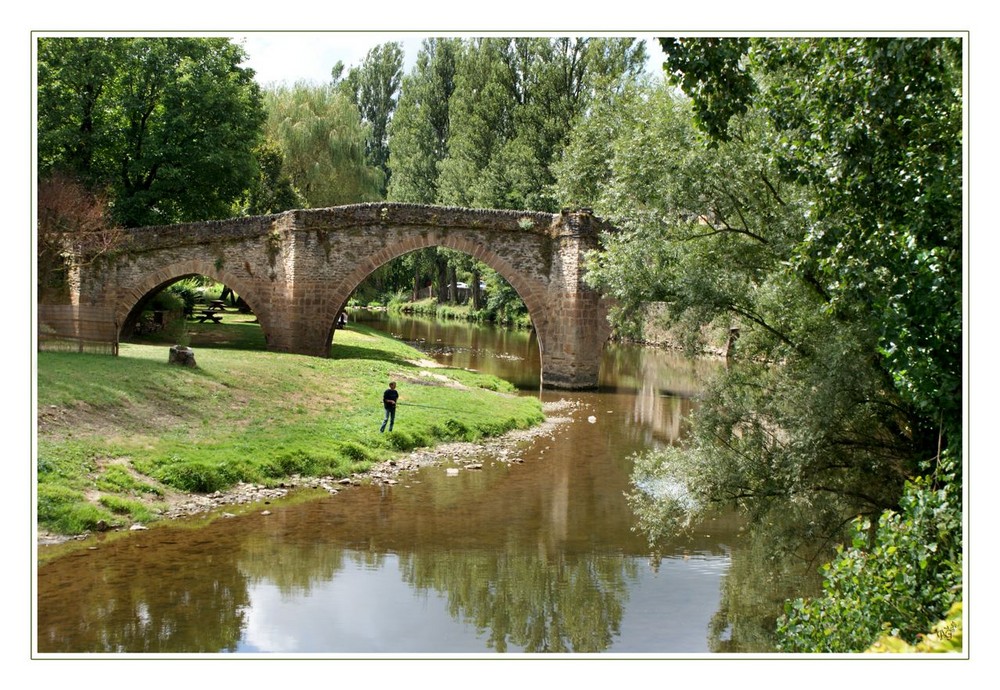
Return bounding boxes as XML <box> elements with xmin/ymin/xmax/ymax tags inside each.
<box><xmin>387</xmin><ymin>38</ymin><xmax>460</xmax><ymax>204</ymax></box>
<box><xmin>437</xmin><ymin>37</ymin><xmax>646</xmax><ymax>211</ymax></box>
<box><xmin>339</xmin><ymin>41</ymin><xmax>404</xmax><ymax>195</ymax></box>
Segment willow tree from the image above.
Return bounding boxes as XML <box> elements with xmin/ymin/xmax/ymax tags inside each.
<box><xmin>263</xmin><ymin>82</ymin><xmax>383</xmax><ymax>207</ymax></box>
<box><xmin>557</xmin><ymin>36</ymin><xmax>963</xmax><ymax>651</ymax></box>
<box><xmin>558</xmin><ymin>36</ymin><xmax>962</xmax><ymax>523</ymax></box>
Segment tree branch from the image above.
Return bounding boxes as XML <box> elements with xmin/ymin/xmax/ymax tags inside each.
<box><xmin>759</xmin><ymin>170</ymin><xmax>787</xmax><ymax>206</ymax></box>
<box><xmin>727</xmin><ymin>302</ymin><xmax>802</xmax><ymax>352</ymax></box>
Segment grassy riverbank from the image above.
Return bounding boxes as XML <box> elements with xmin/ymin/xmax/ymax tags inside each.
<box><xmin>36</xmin><ymin>323</ymin><xmax>544</xmax><ymax>536</ymax></box>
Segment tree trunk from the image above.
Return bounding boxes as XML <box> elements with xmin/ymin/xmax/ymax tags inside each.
<box><xmin>472</xmin><ymin>268</ymin><xmax>482</xmax><ymax>310</ymax></box>
<box><xmin>436</xmin><ymin>254</ymin><xmax>448</xmax><ymax>304</ymax></box>
<box><xmin>448</xmin><ymin>264</ymin><xmax>458</xmax><ymax>304</ymax></box>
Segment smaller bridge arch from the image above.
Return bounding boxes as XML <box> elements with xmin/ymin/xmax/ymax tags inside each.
<box><xmin>68</xmin><ymin>203</ymin><xmax>613</xmax><ymax>389</ymax></box>
<box><xmin>113</xmin><ymin>259</ymin><xmax>275</xmax><ymax>346</ymax></box>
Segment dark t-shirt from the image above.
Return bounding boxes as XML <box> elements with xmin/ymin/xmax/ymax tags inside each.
<box><xmin>383</xmin><ymin>388</ymin><xmax>399</xmax><ymax>409</ymax></box>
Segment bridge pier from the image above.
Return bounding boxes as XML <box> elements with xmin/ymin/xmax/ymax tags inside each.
<box><xmin>536</xmin><ymin>291</ymin><xmax>611</xmax><ymax>390</ymax></box>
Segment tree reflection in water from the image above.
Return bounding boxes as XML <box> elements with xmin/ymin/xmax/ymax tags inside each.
<box><xmin>399</xmin><ymin>547</ymin><xmax>635</xmax><ymax>653</ymax></box>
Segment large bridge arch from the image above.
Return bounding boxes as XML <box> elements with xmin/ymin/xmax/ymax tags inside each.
<box><xmin>319</xmin><ymin>233</ymin><xmax>553</xmax><ymax>362</ymax></box>
<box><xmin>67</xmin><ymin>203</ymin><xmax>613</xmax><ymax>389</ymax></box>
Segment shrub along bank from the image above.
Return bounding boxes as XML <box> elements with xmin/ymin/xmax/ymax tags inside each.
<box><xmin>36</xmin><ymin>324</ymin><xmax>544</xmax><ymax>536</ymax></box>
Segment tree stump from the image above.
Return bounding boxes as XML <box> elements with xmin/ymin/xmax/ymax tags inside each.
<box><xmin>168</xmin><ymin>345</ymin><xmax>197</xmax><ymax>367</ymax></box>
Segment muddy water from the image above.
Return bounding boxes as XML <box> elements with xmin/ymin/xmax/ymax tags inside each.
<box><xmin>36</xmin><ymin>314</ymin><xmax>791</xmax><ymax>655</ymax></box>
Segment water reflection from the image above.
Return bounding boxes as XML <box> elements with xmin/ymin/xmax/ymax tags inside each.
<box><xmin>38</xmin><ymin>441</ymin><xmax>737</xmax><ymax>654</ymax></box>
<box><xmin>38</xmin><ymin>313</ymin><xmax>811</xmax><ymax>654</ymax></box>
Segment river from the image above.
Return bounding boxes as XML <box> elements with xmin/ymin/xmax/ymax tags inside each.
<box><xmin>36</xmin><ymin>311</ymin><xmax>814</xmax><ymax>655</ymax></box>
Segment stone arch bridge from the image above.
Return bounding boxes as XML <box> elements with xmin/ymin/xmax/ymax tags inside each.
<box><xmin>69</xmin><ymin>203</ymin><xmax>615</xmax><ymax>389</ymax></box>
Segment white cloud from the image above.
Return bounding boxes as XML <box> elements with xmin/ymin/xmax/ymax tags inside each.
<box><xmin>234</xmin><ymin>32</ymin><xmax>426</xmax><ymax>87</ymax></box>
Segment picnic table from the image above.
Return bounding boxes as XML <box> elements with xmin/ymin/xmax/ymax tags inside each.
<box><xmin>194</xmin><ymin>300</ymin><xmax>227</xmax><ymax>324</ymax></box>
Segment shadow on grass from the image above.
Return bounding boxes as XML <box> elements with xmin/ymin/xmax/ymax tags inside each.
<box><xmin>131</xmin><ymin>319</ymin><xmax>267</xmax><ymax>351</ymax></box>
<box><xmin>328</xmin><ymin>342</ymin><xmax>416</xmax><ymax>367</ymax></box>
<box><xmin>135</xmin><ymin>319</ymin><xmax>418</xmax><ymax>365</ymax></box>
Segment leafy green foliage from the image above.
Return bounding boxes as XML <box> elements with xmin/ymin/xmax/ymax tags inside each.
<box><xmin>434</xmin><ymin>37</ymin><xmax>646</xmax><ymax>212</ymax></box>
<box><xmin>657</xmin><ymin>37</ymin><xmax>756</xmax><ymax>141</ymax></box>
<box><xmin>753</xmin><ymin>38</ymin><xmax>963</xmax><ymax>441</ymax></box>
<box><xmin>387</xmin><ymin>39</ymin><xmax>460</xmax><ymax>204</ymax></box>
<box><xmin>867</xmin><ymin>602</ymin><xmax>962</xmax><ymax>653</ymax></box>
<box><xmin>657</xmin><ymin>37</ymin><xmax>963</xmax><ymax>451</ymax></box>
<box><xmin>37</xmin><ymin>37</ymin><xmax>267</xmax><ymax>227</ymax></box>
<box><xmin>240</xmin><ymin>137</ymin><xmax>304</xmax><ymax>215</ymax></box>
<box><xmin>776</xmin><ymin>452</ymin><xmax>962</xmax><ymax>652</ymax></box>
<box><xmin>562</xmin><ymin>40</ymin><xmax>964</xmax><ymax>646</ymax></box>
<box><xmin>562</xmin><ymin>38</ymin><xmax>961</xmax><ymax>531</ymax></box>
<box><xmin>338</xmin><ymin>42</ymin><xmax>404</xmax><ymax>193</ymax></box>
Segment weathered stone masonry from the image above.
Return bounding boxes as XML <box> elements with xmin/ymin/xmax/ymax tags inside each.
<box><xmin>68</xmin><ymin>203</ymin><xmax>614</xmax><ymax>389</ymax></box>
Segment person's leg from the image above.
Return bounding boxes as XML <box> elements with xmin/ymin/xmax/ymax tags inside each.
<box><xmin>387</xmin><ymin>407</ymin><xmax>395</xmax><ymax>432</ymax></box>
<box><xmin>380</xmin><ymin>407</ymin><xmax>390</xmax><ymax>432</ymax></box>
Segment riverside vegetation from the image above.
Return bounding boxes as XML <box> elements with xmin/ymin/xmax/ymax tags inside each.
<box><xmin>36</xmin><ymin>317</ymin><xmax>543</xmax><ymax>538</ymax></box>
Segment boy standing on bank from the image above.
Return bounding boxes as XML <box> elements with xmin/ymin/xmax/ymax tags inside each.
<box><xmin>380</xmin><ymin>381</ymin><xmax>399</xmax><ymax>433</ymax></box>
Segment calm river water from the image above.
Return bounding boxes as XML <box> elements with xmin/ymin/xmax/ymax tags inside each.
<box><xmin>36</xmin><ymin>312</ymin><xmax>812</xmax><ymax>655</ymax></box>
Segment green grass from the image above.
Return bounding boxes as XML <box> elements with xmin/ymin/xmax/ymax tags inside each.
<box><xmin>37</xmin><ymin>323</ymin><xmax>543</xmax><ymax>535</ymax></box>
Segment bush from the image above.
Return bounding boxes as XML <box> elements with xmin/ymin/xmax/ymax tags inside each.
<box><xmin>336</xmin><ymin>442</ymin><xmax>370</xmax><ymax>462</ymax></box>
<box><xmin>444</xmin><ymin>418</ymin><xmax>470</xmax><ymax>439</ymax></box>
<box><xmin>867</xmin><ymin>602</ymin><xmax>962</xmax><ymax>653</ymax></box>
<box><xmin>155</xmin><ymin>460</ymin><xmax>231</xmax><ymax>493</ymax></box>
<box><xmin>386</xmin><ymin>289</ymin><xmax>411</xmax><ymax>309</ymax></box>
<box><xmin>776</xmin><ymin>451</ymin><xmax>962</xmax><ymax>652</ymax></box>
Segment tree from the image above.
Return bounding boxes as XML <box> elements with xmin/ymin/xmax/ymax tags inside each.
<box><xmin>387</xmin><ymin>38</ymin><xmax>460</xmax><ymax>204</ymax></box>
<box><xmin>37</xmin><ymin>37</ymin><xmax>268</xmax><ymax>227</ymax></box>
<box><xmin>37</xmin><ymin>172</ymin><xmax>123</xmax><ymax>301</ymax></box>
<box><xmin>558</xmin><ymin>37</ymin><xmax>962</xmax><ymax>552</ymax></box>
<box><xmin>339</xmin><ymin>42</ymin><xmax>404</xmax><ymax>195</ymax></box>
<box><xmin>378</xmin><ymin>37</ymin><xmax>646</xmax><ymax>319</ymax></box>
<box><xmin>239</xmin><ymin>137</ymin><xmax>304</xmax><ymax>215</ymax></box>
<box><xmin>263</xmin><ymin>82</ymin><xmax>383</xmax><ymax>208</ymax></box>
<box><xmin>658</xmin><ymin>37</ymin><xmax>963</xmax><ymax>452</ymax></box>
<box><xmin>437</xmin><ymin>37</ymin><xmax>647</xmax><ymax>212</ymax></box>
<box><xmin>776</xmin><ymin>451</ymin><xmax>962</xmax><ymax>652</ymax></box>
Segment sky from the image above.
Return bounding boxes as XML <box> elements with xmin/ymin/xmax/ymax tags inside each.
<box><xmin>233</xmin><ymin>32</ymin><xmax>661</xmax><ymax>87</ymax></box>
<box><xmin>234</xmin><ymin>32</ymin><xmax>428</xmax><ymax>86</ymax></box>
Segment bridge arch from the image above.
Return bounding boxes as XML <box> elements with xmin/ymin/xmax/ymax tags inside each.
<box><xmin>113</xmin><ymin>259</ymin><xmax>273</xmax><ymax>346</ymax></box>
<box><xmin>320</xmin><ymin>235</ymin><xmax>551</xmax><ymax>360</ymax></box>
